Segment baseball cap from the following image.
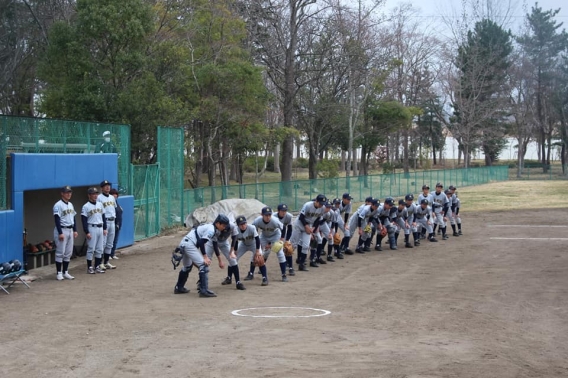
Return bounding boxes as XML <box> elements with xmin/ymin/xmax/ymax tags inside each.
<box><xmin>449</xmin><ymin>185</ymin><xmax>456</xmax><ymax>190</ymax></box>
<box><xmin>365</xmin><ymin>196</ymin><xmax>374</xmax><ymax>203</ymax></box>
<box><xmin>261</xmin><ymin>206</ymin><xmax>273</xmax><ymax>215</ymax></box>
<box><xmin>398</xmin><ymin>199</ymin><xmax>405</xmax><ymax>205</ymax></box>
<box><xmin>324</xmin><ymin>201</ymin><xmax>333</xmax><ymax>207</ymax></box>
<box><xmin>444</xmin><ymin>189</ymin><xmax>451</xmax><ymax>195</ymax></box>
<box><xmin>103</xmin><ymin>130</ymin><xmax>111</xmax><ymax>137</ymax></box>
<box><xmin>315</xmin><ymin>194</ymin><xmax>327</xmax><ymax>203</ymax></box>
<box><xmin>61</xmin><ymin>185</ymin><xmax>73</xmax><ymax>193</ymax></box>
<box><xmin>342</xmin><ymin>193</ymin><xmax>353</xmax><ymax>200</ymax></box>
<box><xmin>236</xmin><ymin>215</ymin><xmax>247</xmax><ymax>225</ymax></box>
<box><xmin>422</xmin><ymin>184</ymin><xmax>430</xmax><ymax>190</ymax></box>
<box><xmin>384</xmin><ymin>197</ymin><xmax>394</xmax><ymax>206</ymax></box>
<box><xmin>100</xmin><ymin>180</ymin><xmax>111</xmax><ymax>187</ymax></box>
<box><xmin>370</xmin><ymin>199</ymin><xmax>379</xmax><ymax>206</ymax></box>
<box><xmin>277</xmin><ymin>203</ymin><xmax>288</xmax><ymax>211</ymax></box>
<box><xmin>332</xmin><ymin>198</ymin><xmax>341</xmax><ymax>204</ymax></box>
<box><xmin>420</xmin><ymin>198</ymin><xmax>429</xmax><ymax>205</ymax></box>
<box><xmin>109</xmin><ymin>188</ymin><xmax>119</xmax><ymax>195</ymax></box>
<box><xmin>88</xmin><ymin>187</ymin><xmax>99</xmax><ymax>194</ymax></box>
<box><xmin>436</xmin><ymin>182</ymin><xmax>443</xmax><ymax>188</ymax></box>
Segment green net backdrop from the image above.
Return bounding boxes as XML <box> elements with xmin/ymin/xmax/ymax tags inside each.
<box><xmin>157</xmin><ymin>126</ymin><xmax>184</xmax><ymax>229</ymax></box>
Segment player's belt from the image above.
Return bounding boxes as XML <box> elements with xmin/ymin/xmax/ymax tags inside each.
<box><xmin>106</xmin><ymin>217</ymin><xmax>115</xmax><ymax>221</ymax></box>
<box><xmin>62</xmin><ymin>226</ymin><xmax>74</xmax><ymax>229</ymax></box>
<box><xmin>89</xmin><ymin>224</ymin><xmax>103</xmax><ymax>227</ymax></box>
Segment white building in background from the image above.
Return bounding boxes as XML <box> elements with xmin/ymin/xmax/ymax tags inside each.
<box><xmin>442</xmin><ymin>137</ymin><xmax>547</xmax><ymax>161</ymax></box>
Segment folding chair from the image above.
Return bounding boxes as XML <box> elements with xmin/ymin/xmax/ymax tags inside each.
<box><xmin>0</xmin><ymin>270</ymin><xmax>30</xmax><ymax>294</ymax></box>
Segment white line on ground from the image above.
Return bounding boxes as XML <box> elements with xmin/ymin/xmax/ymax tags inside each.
<box><xmin>490</xmin><ymin>237</ymin><xmax>568</xmax><ymax>241</ymax></box>
<box><xmin>231</xmin><ymin>306</ymin><xmax>331</xmax><ymax>318</ymax></box>
<box><xmin>489</xmin><ymin>225</ymin><xmax>568</xmax><ymax>228</ymax></box>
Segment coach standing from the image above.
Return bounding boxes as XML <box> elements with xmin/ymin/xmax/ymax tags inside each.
<box><xmin>53</xmin><ymin>185</ymin><xmax>78</xmax><ymax>281</ymax></box>
<box><xmin>109</xmin><ymin>188</ymin><xmax>123</xmax><ymax>260</ymax></box>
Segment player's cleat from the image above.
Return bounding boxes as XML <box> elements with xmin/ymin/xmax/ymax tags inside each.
<box><xmin>244</xmin><ymin>272</ymin><xmax>254</xmax><ymax>281</ymax></box>
<box><xmin>453</xmin><ymin>232</ymin><xmax>460</xmax><ymax>237</ymax></box>
<box><xmin>334</xmin><ymin>252</ymin><xmax>344</xmax><ymax>259</ymax></box>
<box><xmin>458</xmin><ymin>230</ymin><xmax>463</xmax><ymax>235</ymax></box>
<box><xmin>288</xmin><ymin>268</ymin><xmax>296</xmax><ymax>276</ymax></box>
<box><xmin>442</xmin><ymin>234</ymin><xmax>449</xmax><ymax>240</ymax></box>
<box><xmin>429</xmin><ymin>237</ymin><xmax>438</xmax><ymax>242</ymax></box>
<box><xmin>88</xmin><ymin>266</ymin><xmax>95</xmax><ymax>274</ymax></box>
<box><xmin>98</xmin><ymin>264</ymin><xmax>106</xmax><ymax>271</ymax></box>
<box><xmin>316</xmin><ymin>257</ymin><xmax>327</xmax><ymax>264</ymax></box>
<box><xmin>363</xmin><ymin>246</ymin><xmax>371</xmax><ymax>252</ymax></box>
<box><xmin>375</xmin><ymin>244</ymin><xmax>383</xmax><ymax>251</ymax></box>
<box><xmin>104</xmin><ymin>262</ymin><xmax>116</xmax><ymax>269</ymax></box>
<box><xmin>63</xmin><ymin>272</ymin><xmax>75</xmax><ymax>280</ymax></box>
<box><xmin>344</xmin><ymin>249</ymin><xmax>354</xmax><ymax>255</ymax></box>
<box><xmin>281</xmin><ymin>275</ymin><xmax>288</xmax><ymax>282</ymax></box>
<box><xmin>298</xmin><ymin>264</ymin><xmax>309</xmax><ymax>271</ymax></box>
<box><xmin>405</xmin><ymin>242</ymin><xmax>413</xmax><ymax>248</ymax></box>
<box><xmin>221</xmin><ymin>277</ymin><xmax>232</xmax><ymax>285</ymax></box>
<box><xmin>390</xmin><ymin>245</ymin><xmax>398</xmax><ymax>250</ymax></box>
<box><xmin>236</xmin><ymin>282</ymin><xmax>246</xmax><ymax>290</ymax></box>
<box><xmin>199</xmin><ymin>290</ymin><xmax>217</xmax><ymax>298</ymax></box>
<box><xmin>355</xmin><ymin>247</ymin><xmax>365</xmax><ymax>254</ymax></box>
<box><xmin>420</xmin><ymin>234</ymin><xmax>426</xmax><ymax>240</ymax></box>
<box><xmin>57</xmin><ymin>272</ymin><xmax>64</xmax><ymax>281</ymax></box>
<box><xmin>309</xmin><ymin>261</ymin><xmax>319</xmax><ymax>268</ymax></box>
<box><xmin>95</xmin><ymin>266</ymin><xmax>106</xmax><ymax>273</ymax></box>
<box><xmin>174</xmin><ymin>286</ymin><xmax>190</xmax><ymax>294</ymax></box>
<box><xmin>111</xmin><ymin>255</ymin><xmax>119</xmax><ymax>260</ymax></box>
<box><xmin>327</xmin><ymin>255</ymin><xmax>335</xmax><ymax>262</ymax></box>
<box><xmin>261</xmin><ymin>277</ymin><xmax>269</xmax><ymax>286</ymax></box>
<box><xmin>414</xmin><ymin>241</ymin><xmax>420</xmax><ymax>247</ymax></box>
<box><xmin>437</xmin><ymin>229</ymin><xmax>442</xmax><ymax>235</ymax></box>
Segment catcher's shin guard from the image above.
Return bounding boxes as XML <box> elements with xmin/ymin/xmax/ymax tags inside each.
<box><xmin>389</xmin><ymin>234</ymin><xmax>397</xmax><ymax>250</ymax></box>
<box><xmin>394</xmin><ymin>232</ymin><xmax>399</xmax><ymax>246</ymax></box>
<box><xmin>198</xmin><ymin>267</ymin><xmax>216</xmax><ymax>297</ymax></box>
<box><xmin>175</xmin><ymin>269</ymin><xmax>190</xmax><ymax>294</ymax></box>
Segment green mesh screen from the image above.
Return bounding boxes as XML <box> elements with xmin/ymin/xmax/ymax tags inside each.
<box><xmin>157</xmin><ymin>126</ymin><xmax>185</xmax><ymax>228</ymax></box>
<box><xmin>131</xmin><ymin>164</ymin><xmax>160</xmax><ymax>240</ymax></box>
<box><xmin>183</xmin><ymin>166</ymin><xmax>509</xmax><ymax>213</ymax></box>
<box><xmin>0</xmin><ymin>115</ymin><xmax>130</xmax><ymax>210</ymax></box>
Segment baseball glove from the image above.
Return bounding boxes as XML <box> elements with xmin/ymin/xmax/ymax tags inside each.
<box><xmin>333</xmin><ymin>233</ymin><xmax>342</xmax><ymax>246</ymax></box>
<box><xmin>363</xmin><ymin>224</ymin><xmax>372</xmax><ymax>233</ymax></box>
<box><xmin>171</xmin><ymin>247</ymin><xmax>183</xmax><ymax>270</ymax></box>
<box><xmin>283</xmin><ymin>241</ymin><xmax>294</xmax><ymax>256</ymax></box>
<box><xmin>380</xmin><ymin>227</ymin><xmax>388</xmax><ymax>237</ymax></box>
<box><xmin>254</xmin><ymin>253</ymin><xmax>265</xmax><ymax>267</ymax></box>
<box><xmin>271</xmin><ymin>240</ymin><xmax>284</xmax><ymax>253</ymax></box>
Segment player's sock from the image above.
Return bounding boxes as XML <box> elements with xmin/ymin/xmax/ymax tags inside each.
<box><xmin>433</xmin><ymin>224</ymin><xmax>437</xmax><ymax>234</ymax></box>
<box><xmin>309</xmin><ymin>249</ymin><xmax>316</xmax><ymax>261</ymax></box>
<box><xmin>404</xmin><ymin>234</ymin><xmax>409</xmax><ymax>243</ymax></box>
<box><xmin>442</xmin><ymin>227</ymin><xmax>447</xmax><ymax>236</ymax></box>
<box><xmin>94</xmin><ymin>257</ymin><xmax>102</xmax><ymax>267</ymax></box>
<box><xmin>226</xmin><ymin>266</ymin><xmax>232</xmax><ymax>280</ymax></box>
<box><xmin>248</xmin><ymin>262</ymin><xmax>255</xmax><ymax>275</ymax></box>
<box><xmin>63</xmin><ymin>261</ymin><xmax>69</xmax><ymax>273</ymax></box>
<box><xmin>56</xmin><ymin>261</ymin><xmax>62</xmax><ymax>274</ymax></box>
<box><xmin>458</xmin><ymin>223</ymin><xmax>462</xmax><ymax>230</ymax></box>
<box><xmin>286</xmin><ymin>255</ymin><xmax>293</xmax><ymax>268</ymax></box>
<box><xmin>259</xmin><ymin>265</ymin><xmax>267</xmax><ymax>279</ymax></box>
<box><xmin>87</xmin><ymin>259</ymin><xmax>92</xmax><ymax>269</ymax></box>
<box><xmin>327</xmin><ymin>243</ymin><xmax>333</xmax><ymax>256</ymax></box>
<box><xmin>233</xmin><ymin>265</ymin><xmax>241</xmax><ymax>282</ymax></box>
<box><xmin>316</xmin><ymin>244</ymin><xmax>323</xmax><ymax>259</ymax></box>
<box><xmin>279</xmin><ymin>262</ymin><xmax>287</xmax><ymax>275</ymax></box>
<box><xmin>451</xmin><ymin>224</ymin><xmax>457</xmax><ymax>233</ymax></box>
<box><xmin>103</xmin><ymin>254</ymin><xmax>110</xmax><ymax>264</ymax></box>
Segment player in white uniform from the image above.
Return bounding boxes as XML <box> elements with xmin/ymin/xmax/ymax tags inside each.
<box><xmin>289</xmin><ymin>194</ymin><xmax>327</xmax><ymax>271</ymax></box>
<box><xmin>393</xmin><ymin>199</ymin><xmax>413</xmax><ymax>248</ymax></box>
<box><xmin>413</xmin><ymin>199</ymin><xmax>438</xmax><ymax>242</ymax></box>
<box><xmin>97</xmin><ymin>180</ymin><xmax>117</xmax><ymax>270</ymax></box>
<box><xmin>276</xmin><ymin>203</ymin><xmax>295</xmax><ymax>275</ymax></box>
<box><xmin>418</xmin><ymin>185</ymin><xmax>433</xmax><ymax>239</ymax></box>
<box><xmin>404</xmin><ymin>194</ymin><xmax>421</xmax><ymax>247</ymax></box>
<box><xmin>252</xmin><ymin>206</ymin><xmax>288</xmax><ymax>282</ymax></box>
<box><xmin>174</xmin><ymin>215</ymin><xmax>230</xmax><ymax>297</ymax></box>
<box><xmin>81</xmin><ymin>187</ymin><xmax>107</xmax><ymax>274</ymax></box>
<box><xmin>210</xmin><ymin>220</ymin><xmax>246</xmax><ymax>291</ymax></box>
<box><xmin>53</xmin><ymin>186</ymin><xmax>78</xmax><ymax>280</ymax></box>
<box><xmin>236</xmin><ymin>216</ymin><xmax>268</xmax><ymax>286</ymax></box>
<box><xmin>449</xmin><ymin>185</ymin><xmax>463</xmax><ymax>235</ymax></box>
<box><xmin>431</xmin><ymin>183</ymin><xmax>450</xmax><ymax>240</ymax></box>
<box><xmin>309</xmin><ymin>201</ymin><xmax>334</xmax><ymax>267</ymax></box>
<box><xmin>374</xmin><ymin>198</ymin><xmax>396</xmax><ymax>250</ymax></box>
<box><xmin>340</xmin><ymin>196</ymin><xmax>373</xmax><ymax>254</ymax></box>
<box><xmin>352</xmin><ymin>199</ymin><xmax>380</xmax><ymax>253</ymax></box>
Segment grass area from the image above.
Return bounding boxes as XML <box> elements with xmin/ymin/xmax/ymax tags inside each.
<box><xmin>458</xmin><ymin>180</ymin><xmax>568</xmax><ymax>212</ymax></box>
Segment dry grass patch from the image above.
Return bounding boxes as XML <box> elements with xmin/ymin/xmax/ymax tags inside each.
<box><xmin>458</xmin><ymin>180</ymin><xmax>568</xmax><ymax>212</ymax></box>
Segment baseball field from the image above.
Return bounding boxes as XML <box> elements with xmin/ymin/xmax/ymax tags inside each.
<box><xmin>1</xmin><ymin>181</ymin><xmax>567</xmax><ymax>377</ymax></box>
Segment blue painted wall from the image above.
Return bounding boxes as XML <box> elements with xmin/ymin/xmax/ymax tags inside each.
<box><xmin>0</xmin><ymin>153</ymin><xmax>134</xmax><ymax>264</ymax></box>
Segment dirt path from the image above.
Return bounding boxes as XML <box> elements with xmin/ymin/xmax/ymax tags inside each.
<box><xmin>2</xmin><ymin>209</ymin><xmax>567</xmax><ymax>377</ymax></box>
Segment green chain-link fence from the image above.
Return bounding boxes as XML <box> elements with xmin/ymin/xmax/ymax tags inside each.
<box><xmin>157</xmin><ymin>126</ymin><xmax>184</xmax><ymax>229</ymax></box>
<box><xmin>131</xmin><ymin>164</ymin><xmax>160</xmax><ymax>240</ymax></box>
<box><xmin>0</xmin><ymin>115</ymin><xmax>130</xmax><ymax>210</ymax></box>
<box><xmin>183</xmin><ymin>166</ymin><xmax>509</xmax><ymax>214</ymax></box>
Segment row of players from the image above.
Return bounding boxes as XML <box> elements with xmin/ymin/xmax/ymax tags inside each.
<box><xmin>172</xmin><ymin>182</ymin><xmax>463</xmax><ymax>298</ymax></box>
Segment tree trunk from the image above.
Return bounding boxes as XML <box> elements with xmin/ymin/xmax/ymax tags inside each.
<box><xmin>403</xmin><ymin>128</ymin><xmax>409</xmax><ymax>174</ymax></box>
<box><xmin>274</xmin><ymin>143</ymin><xmax>280</xmax><ymax>173</ymax></box>
<box><xmin>308</xmin><ymin>144</ymin><xmax>318</xmax><ymax>179</ymax></box>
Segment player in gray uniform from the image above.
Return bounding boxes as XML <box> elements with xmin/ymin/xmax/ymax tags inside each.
<box><xmin>393</xmin><ymin>199</ymin><xmax>413</xmax><ymax>248</ymax></box>
<box><xmin>330</xmin><ymin>198</ymin><xmax>344</xmax><ymax>260</ymax></box>
<box><xmin>174</xmin><ymin>214</ymin><xmax>230</xmax><ymax>297</ymax></box>
<box><xmin>236</xmin><ymin>216</ymin><xmax>268</xmax><ymax>285</ymax></box>
<box><xmin>276</xmin><ymin>203</ymin><xmax>295</xmax><ymax>276</ymax></box>
<box><xmin>413</xmin><ymin>198</ymin><xmax>438</xmax><ymax>242</ymax></box>
<box><xmin>418</xmin><ymin>184</ymin><xmax>433</xmax><ymax>239</ymax></box>
<box><xmin>431</xmin><ymin>182</ymin><xmax>450</xmax><ymax>240</ymax></box>
<box><xmin>81</xmin><ymin>187</ymin><xmax>107</xmax><ymax>274</ymax></box>
<box><xmin>252</xmin><ymin>206</ymin><xmax>289</xmax><ymax>282</ymax></box>
<box><xmin>289</xmin><ymin>194</ymin><xmax>327</xmax><ymax>271</ymax></box>
<box><xmin>337</xmin><ymin>193</ymin><xmax>352</xmax><ymax>231</ymax></box>
<box><xmin>374</xmin><ymin>197</ymin><xmax>396</xmax><ymax>250</ymax></box>
<box><xmin>97</xmin><ymin>180</ymin><xmax>117</xmax><ymax>270</ymax></box>
<box><xmin>212</xmin><ymin>221</ymin><xmax>246</xmax><ymax>290</ymax></box>
<box><xmin>340</xmin><ymin>196</ymin><xmax>373</xmax><ymax>254</ymax></box>
<box><xmin>309</xmin><ymin>201</ymin><xmax>335</xmax><ymax>267</ymax></box>
<box><xmin>352</xmin><ymin>199</ymin><xmax>380</xmax><ymax>253</ymax></box>
<box><xmin>449</xmin><ymin>185</ymin><xmax>463</xmax><ymax>235</ymax></box>
<box><xmin>404</xmin><ymin>194</ymin><xmax>421</xmax><ymax>247</ymax></box>
<box><xmin>53</xmin><ymin>185</ymin><xmax>78</xmax><ymax>280</ymax></box>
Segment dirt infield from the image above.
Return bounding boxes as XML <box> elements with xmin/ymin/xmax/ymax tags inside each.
<box><xmin>2</xmin><ymin>209</ymin><xmax>568</xmax><ymax>378</ymax></box>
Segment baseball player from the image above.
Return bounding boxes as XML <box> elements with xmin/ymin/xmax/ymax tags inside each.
<box><xmin>413</xmin><ymin>198</ymin><xmax>438</xmax><ymax>242</ymax></box>
<box><xmin>431</xmin><ymin>182</ymin><xmax>450</xmax><ymax>240</ymax></box>
<box><xmin>81</xmin><ymin>187</ymin><xmax>107</xmax><ymax>274</ymax></box>
<box><xmin>236</xmin><ymin>215</ymin><xmax>268</xmax><ymax>286</ymax></box>
<box><xmin>208</xmin><ymin>218</ymin><xmax>247</xmax><ymax>291</ymax></box>
<box><xmin>97</xmin><ymin>180</ymin><xmax>117</xmax><ymax>270</ymax></box>
<box><xmin>309</xmin><ymin>201</ymin><xmax>334</xmax><ymax>267</ymax></box>
<box><xmin>351</xmin><ymin>199</ymin><xmax>380</xmax><ymax>253</ymax></box>
<box><xmin>174</xmin><ymin>215</ymin><xmax>230</xmax><ymax>297</ymax></box>
<box><xmin>418</xmin><ymin>184</ymin><xmax>433</xmax><ymax>239</ymax></box>
<box><xmin>327</xmin><ymin>198</ymin><xmax>342</xmax><ymax>261</ymax></box>
<box><xmin>404</xmin><ymin>194</ymin><xmax>421</xmax><ymax>247</ymax></box>
<box><xmin>340</xmin><ymin>196</ymin><xmax>373</xmax><ymax>254</ymax></box>
<box><xmin>374</xmin><ymin>198</ymin><xmax>396</xmax><ymax>250</ymax></box>
<box><xmin>53</xmin><ymin>185</ymin><xmax>78</xmax><ymax>280</ymax></box>
<box><xmin>393</xmin><ymin>199</ymin><xmax>413</xmax><ymax>248</ymax></box>
<box><xmin>276</xmin><ymin>203</ymin><xmax>295</xmax><ymax>275</ymax></box>
<box><xmin>289</xmin><ymin>194</ymin><xmax>327</xmax><ymax>271</ymax></box>
<box><xmin>252</xmin><ymin>206</ymin><xmax>289</xmax><ymax>282</ymax></box>
<box><xmin>449</xmin><ymin>185</ymin><xmax>463</xmax><ymax>235</ymax></box>
<box><xmin>338</xmin><ymin>193</ymin><xmax>352</xmax><ymax>230</ymax></box>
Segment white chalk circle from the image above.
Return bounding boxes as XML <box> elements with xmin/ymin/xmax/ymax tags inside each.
<box><xmin>231</xmin><ymin>306</ymin><xmax>331</xmax><ymax>318</ymax></box>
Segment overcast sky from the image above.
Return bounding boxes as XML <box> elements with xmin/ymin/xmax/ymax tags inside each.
<box><xmin>383</xmin><ymin>0</ymin><xmax>567</xmax><ymax>37</ymax></box>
